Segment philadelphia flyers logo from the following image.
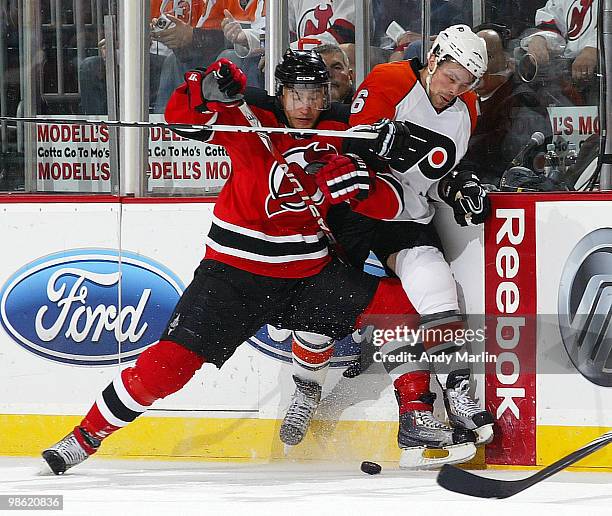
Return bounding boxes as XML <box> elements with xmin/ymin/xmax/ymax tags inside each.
<box><xmin>567</xmin><ymin>0</ymin><xmax>594</xmax><ymax>41</ymax></box>
<box><xmin>298</xmin><ymin>5</ymin><xmax>333</xmax><ymax>37</ymax></box>
<box><xmin>389</xmin><ymin>121</ymin><xmax>457</xmax><ymax>179</ymax></box>
<box><xmin>265</xmin><ymin>142</ymin><xmax>336</xmax><ymax>218</ymax></box>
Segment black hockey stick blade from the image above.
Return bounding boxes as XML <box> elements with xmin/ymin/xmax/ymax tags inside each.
<box><xmin>437</xmin><ymin>431</ymin><xmax>612</xmax><ymax>499</ymax></box>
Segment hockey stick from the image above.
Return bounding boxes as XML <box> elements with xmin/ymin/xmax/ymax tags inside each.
<box><xmin>236</xmin><ymin>102</ymin><xmax>347</xmax><ymax>260</ymax></box>
<box><xmin>0</xmin><ymin>115</ymin><xmax>378</xmax><ymax>140</ymax></box>
<box><xmin>437</xmin><ymin>430</ymin><xmax>612</xmax><ymax>499</ymax></box>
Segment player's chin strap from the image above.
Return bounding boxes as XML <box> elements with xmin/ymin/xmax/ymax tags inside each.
<box><xmin>425</xmin><ymin>61</ymin><xmax>438</xmax><ymax>97</ymax></box>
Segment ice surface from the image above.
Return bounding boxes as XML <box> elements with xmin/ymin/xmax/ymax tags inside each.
<box><xmin>0</xmin><ymin>457</ymin><xmax>610</xmax><ymax>515</ymax></box>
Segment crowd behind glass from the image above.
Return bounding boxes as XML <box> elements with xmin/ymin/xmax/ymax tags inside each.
<box><xmin>0</xmin><ymin>0</ymin><xmax>601</xmax><ymax>194</ymax></box>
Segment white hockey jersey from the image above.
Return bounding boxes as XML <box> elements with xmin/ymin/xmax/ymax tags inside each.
<box><xmin>237</xmin><ymin>1</ymin><xmax>355</xmax><ymax>57</ymax></box>
<box><xmin>349</xmin><ymin>60</ymin><xmax>478</xmax><ymax>224</ymax></box>
<box><xmin>523</xmin><ymin>0</ymin><xmax>598</xmax><ymax>58</ymax></box>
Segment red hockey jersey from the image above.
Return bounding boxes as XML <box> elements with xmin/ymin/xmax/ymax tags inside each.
<box><xmin>165</xmin><ymin>85</ymin><xmax>350</xmax><ymax>278</ymax></box>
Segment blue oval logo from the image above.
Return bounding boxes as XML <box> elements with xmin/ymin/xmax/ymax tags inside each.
<box><xmin>0</xmin><ymin>249</ymin><xmax>184</xmax><ymax>366</ymax></box>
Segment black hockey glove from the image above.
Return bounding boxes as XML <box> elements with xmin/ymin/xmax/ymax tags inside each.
<box><xmin>361</xmin><ymin>119</ymin><xmax>412</xmax><ymax>161</ymax></box>
<box><xmin>315</xmin><ymin>153</ymin><xmax>375</xmax><ymax>204</ymax></box>
<box><xmin>439</xmin><ymin>170</ymin><xmax>491</xmax><ymax>227</ymax></box>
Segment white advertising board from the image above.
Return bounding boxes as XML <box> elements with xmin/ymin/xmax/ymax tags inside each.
<box><xmin>34</xmin><ymin>115</ymin><xmax>231</xmax><ymax>194</ymax></box>
<box><xmin>536</xmin><ymin>201</ymin><xmax>612</xmax><ymax>427</ymax></box>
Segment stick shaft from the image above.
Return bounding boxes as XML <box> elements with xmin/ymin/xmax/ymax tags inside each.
<box><xmin>236</xmin><ymin>103</ymin><xmax>338</xmax><ymax>245</ymax></box>
<box><xmin>0</xmin><ymin>115</ymin><xmax>378</xmax><ymax>140</ymax></box>
<box><xmin>437</xmin><ymin>430</ymin><xmax>612</xmax><ymax>498</ymax></box>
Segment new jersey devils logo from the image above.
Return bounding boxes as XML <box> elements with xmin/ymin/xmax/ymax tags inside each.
<box><xmin>389</xmin><ymin>121</ymin><xmax>457</xmax><ymax>179</ymax></box>
<box><xmin>265</xmin><ymin>142</ymin><xmax>336</xmax><ymax>218</ymax></box>
<box><xmin>567</xmin><ymin>0</ymin><xmax>594</xmax><ymax>41</ymax></box>
<box><xmin>298</xmin><ymin>5</ymin><xmax>333</xmax><ymax>36</ymax></box>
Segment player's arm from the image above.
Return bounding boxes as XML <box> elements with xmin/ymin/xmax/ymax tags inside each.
<box><xmin>519</xmin><ymin>1</ymin><xmax>566</xmax><ymax>57</ymax></box>
<box><xmin>315</xmin><ymin>153</ymin><xmax>403</xmax><ymax>220</ymax></box>
<box><xmin>164</xmin><ymin>58</ymin><xmax>247</xmax><ymax>143</ymax></box>
<box><xmin>344</xmin><ymin>65</ymin><xmax>413</xmax><ymax>170</ymax></box>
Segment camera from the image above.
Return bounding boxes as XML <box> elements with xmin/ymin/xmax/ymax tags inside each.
<box><xmin>152</xmin><ymin>14</ymin><xmax>175</xmax><ymax>33</ymax></box>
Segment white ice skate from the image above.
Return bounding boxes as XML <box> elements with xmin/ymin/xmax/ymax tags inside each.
<box><xmin>397</xmin><ymin>409</ymin><xmax>477</xmax><ymax>470</ymax></box>
<box><xmin>442</xmin><ymin>369</ymin><xmax>494</xmax><ymax>445</ymax></box>
<box><xmin>42</xmin><ymin>426</ymin><xmax>99</xmax><ymax>475</ymax></box>
<box><xmin>279</xmin><ymin>375</ymin><xmax>321</xmax><ymax>446</ymax></box>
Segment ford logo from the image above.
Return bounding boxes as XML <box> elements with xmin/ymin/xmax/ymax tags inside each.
<box><xmin>0</xmin><ymin>249</ymin><xmax>184</xmax><ymax>366</ymax></box>
<box><xmin>558</xmin><ymin>228</ymin><xmax>612</xmax><ymax>387</ymax></box>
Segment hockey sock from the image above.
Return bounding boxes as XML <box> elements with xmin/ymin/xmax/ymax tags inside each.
<box><xmin>291</xmin><ymin>331</ymin><xmax>334</xmax><ymax>386</ymax></box>
<box><xmin>80</xmin><ymin>340</ymin><xmax>205</xmax><ymax>441</ymax></box>
<box><xmin>393</xmin><ymin>370</ymin><xmax>434</xmax><ymax>415</ymax></box>
<box><xmin>355</xmin><ymin>277</ymin><xmax>416</xmax><ymax>328</ymax></box>
<box><xmin>418</xmin><ymin>310</ymin><xmax>466</xmax><ymax>355</ymax></box>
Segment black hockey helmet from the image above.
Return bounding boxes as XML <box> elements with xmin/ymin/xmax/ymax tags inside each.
<box><xmin>275</xmin><ymin>49</ymin><xmax>331</xmax><ymax>109</ymax></box>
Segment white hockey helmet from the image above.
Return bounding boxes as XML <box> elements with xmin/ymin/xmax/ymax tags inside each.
<box><xmin>428</xmin><ymin>24</ymin><xmax>488</xmax><ymax>84</ymax></box>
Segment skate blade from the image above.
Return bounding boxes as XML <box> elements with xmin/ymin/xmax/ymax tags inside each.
<box><xmin>399</xmin><ymin>442</ymin><xmax>477</xmax><ymax>470</ymax></box>
<box><xmin>474</xmin><ymin>424</ymin><xmax>494</xmax><ymax>445</ymax></box>
<box><xmin>37</xmin><ymin>458</ymin><xmax>58</xmax><ymax>476</ymax></box>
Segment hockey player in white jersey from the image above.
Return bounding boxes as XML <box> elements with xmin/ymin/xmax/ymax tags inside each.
<box><xmin>313</xmin><ymin>25</ymin><xmax>495</xmax><ymax>469</ymax></box>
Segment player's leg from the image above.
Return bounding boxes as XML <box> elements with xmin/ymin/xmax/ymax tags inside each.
<box><xmin>41</xmin><ymin>260</ymin><xmax>279</xmax><ymax>474</ymax></box>
<box><xmin>359</xmin><ymin>278</ymin><xmax>477</xmax><ymax>468</ymax></box>
<box><xmin>279</xmin><ymin>330</ymin><xmax>333</xmax><ymax>445</ymax></box>
<box><xmin>42</xmin><ymin>339</ymin><xmax>205</xmax><ymax>474</ymax></box>
<box><xmin>392</xmin><ymin>243</ymin><xmax>494</xmax><ymax>445</ymax></box>
<box><xmin>279</xmin><ymin>259</ymin><xmax>380</xmax><ymax>445</ymax></box>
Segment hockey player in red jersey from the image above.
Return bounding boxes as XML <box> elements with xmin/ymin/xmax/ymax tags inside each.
<box><xmin>40</xmin><ymin>50</ymin><xmax>477</xmax><ymax>475</ymax></box>
<box><xmin>313</xmin><ymin>25</ymin><xmax>496</xmax><ymax>469</ymax></box>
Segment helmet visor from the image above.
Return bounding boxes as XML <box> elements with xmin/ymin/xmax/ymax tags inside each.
<box><xmin>280</xmin><ymin>83</ymin><xmax>331</xmax><ymax>111</ymax></box>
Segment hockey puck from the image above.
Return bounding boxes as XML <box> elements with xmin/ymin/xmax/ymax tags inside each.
<box><xmin>360</xmin><ymin>461</ymin><xmax>382</xmax><ymax>475</ymax></box>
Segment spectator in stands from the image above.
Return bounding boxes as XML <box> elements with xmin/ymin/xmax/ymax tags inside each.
<box><xmin>219</xmin><ymin>6</ymin><xmax>266</xmax><ymax>89</ymax></box>
<box><xmin>457</xmin><ymin>23</ymin><xmax>552</xmax><ymax>186</ymax></box>
<box><xmin>520</xmin><ymin>0</ymin><xmax>598</xmax><ymax>81</ymax></box>
<box><xmin>79</xmin><ymin>38</ymin><xmax>167</xmax><ymax>114</ymax></box>
<box><xmin>372</xmin><ymin>0</ymin><xmax>468</xmax><ymax>62</ymax></box>
<box><xmin>222</xmin><ymin>2</ymin><xmax>357</xmax><ymax>96</ymax></box>
<box><xmin>152</xmin><ymin>0</ymin><xmax>261</xmax><ymax>112</ymax></box>
<box><xmin>314</xmin><ymin>43</ymin><xmax>354</xmax><ymax>103</ymax></box>
<box><xmin>78</xmin><ymin>0</ymin><xmax>190</xmax><ymax>114</ymax></box>
<box><xmin>234</xmin><ymin>1</ymin><xmax>356</xmax><ymax>62</ymax></box>
<box><xmin>485</xmin><ymin>0</ymin><xmax>544</xmax><ymax>39</ymax></box>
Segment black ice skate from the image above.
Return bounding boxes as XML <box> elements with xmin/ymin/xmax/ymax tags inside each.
<box><xmin>442</xmin><ymin>369</ymin><xmax>494</xmax><ymax>445</ymax></box>
<box><xmin>397</xmin><ymin>392</ymin><xmax>477</xmax><ymax>469</ymax></box>
<box><xmin>42</xmin><ymin>426</ymin><xmax>100</xmax><ymax>475</ymax></box>
<box><xmin>279</xmin><ymin>375</ymin><xmax>322</xmax><ymax>446</ymax></box>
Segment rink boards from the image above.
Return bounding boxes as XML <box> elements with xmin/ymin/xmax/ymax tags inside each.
<box><xmin>0</xmin><ymin>194</ymin><xmax>610</xmax><ymax>469</ymax></box>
